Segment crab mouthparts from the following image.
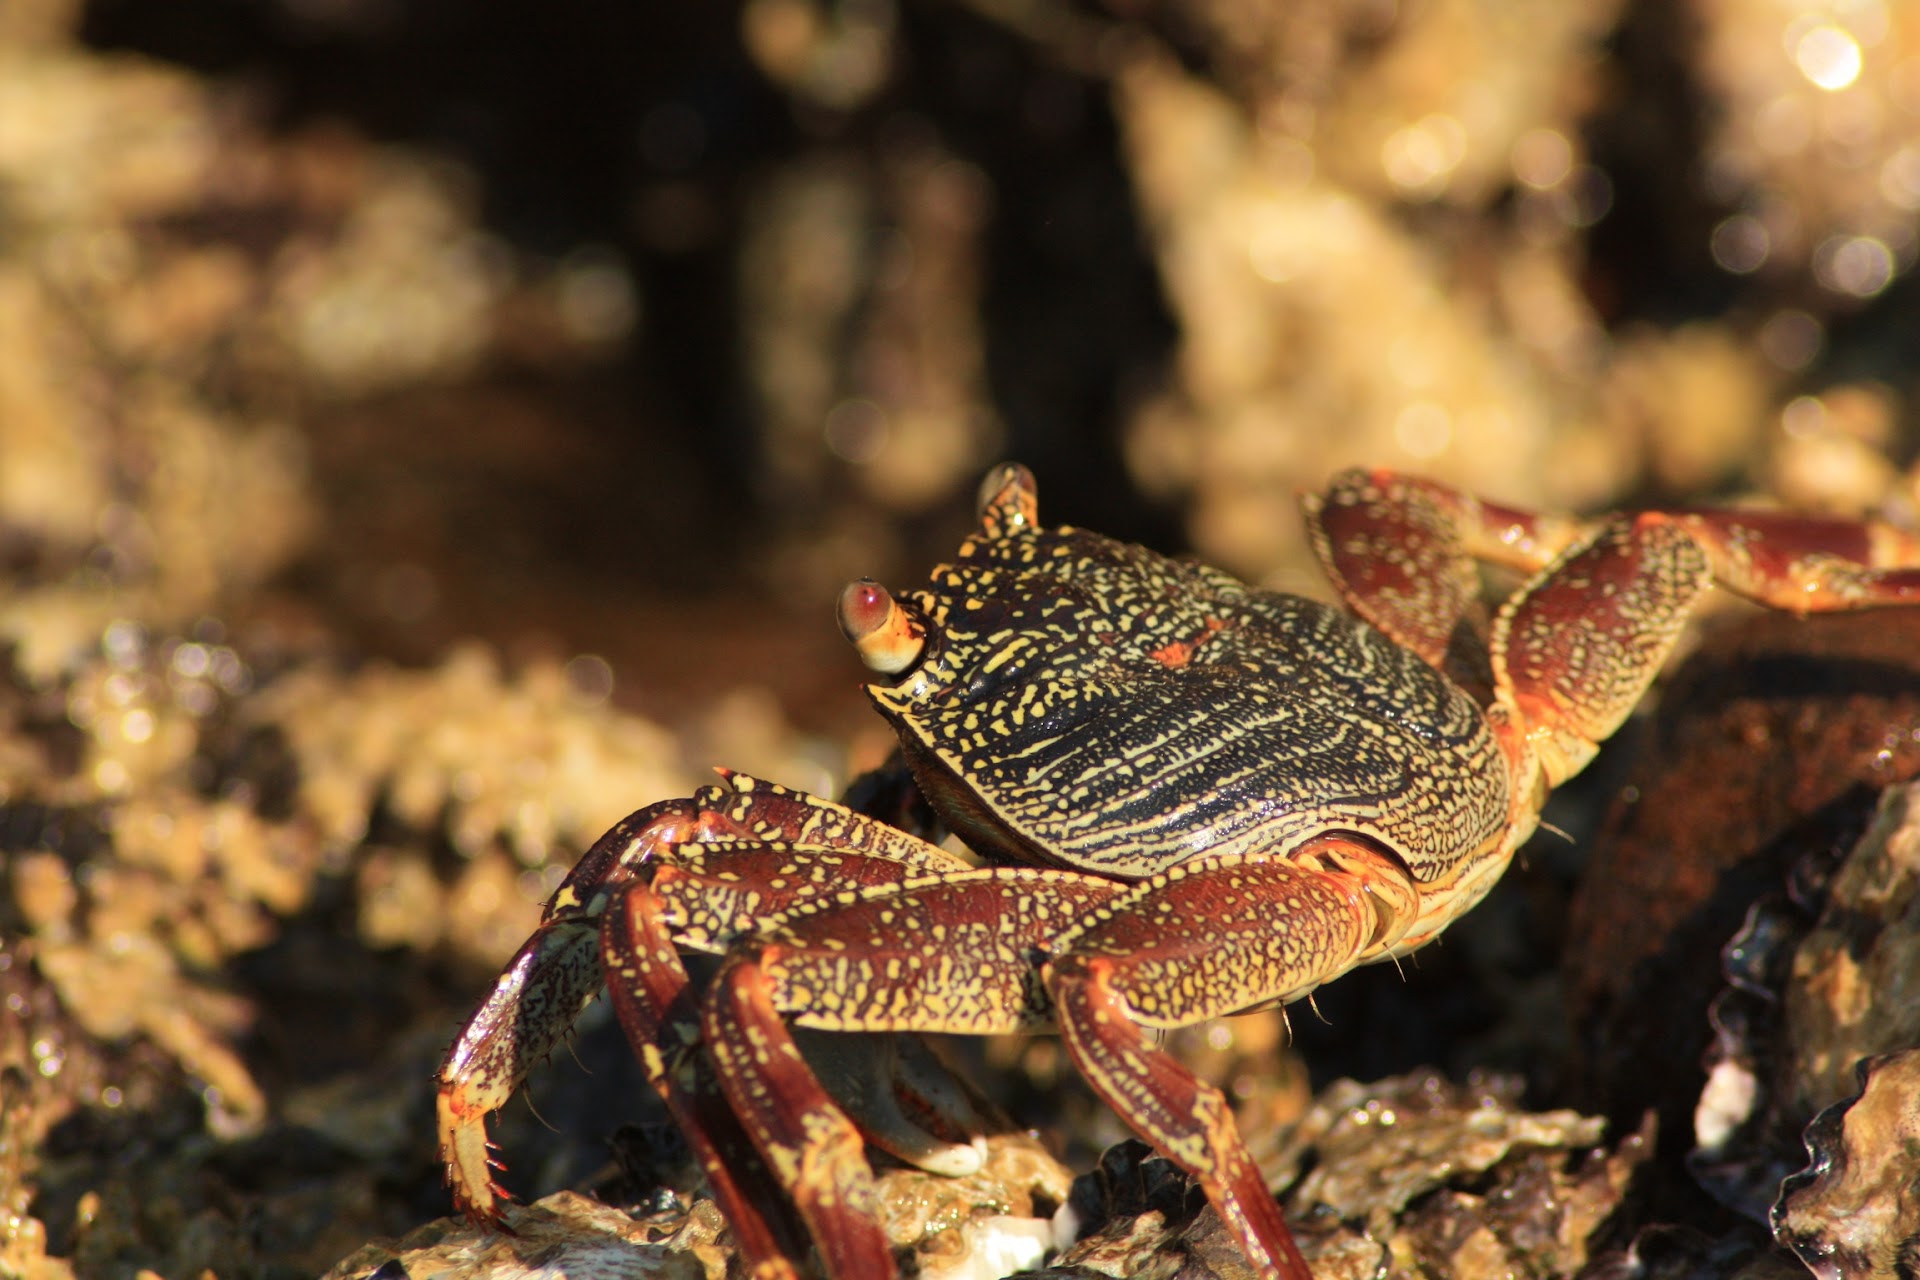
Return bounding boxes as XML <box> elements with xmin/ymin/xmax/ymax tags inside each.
<box><xmin>838</xmin><ymin>579</ymin><xmax>927</xmax><ymax>675</ymax></box>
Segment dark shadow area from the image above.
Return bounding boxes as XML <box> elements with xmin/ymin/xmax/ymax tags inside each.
<box><xmin>79</xmin><ymin>0</ymin><xmax>1182</xmax><ymax>595</ymax></box>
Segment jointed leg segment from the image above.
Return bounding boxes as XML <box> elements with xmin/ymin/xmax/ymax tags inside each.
<box><xmin>435</xmin><ymin>775</ymin><xmax>975</xmax><ymax>1223</ymax></box>
<box><xmin>687</xmin><ymin>852</ymin><xmax>1402</xmax><ymax>1280</ymax></box>
<box><xmin>1308</xmin><ymin>468</ymin><xmax>1920</xmax><ymax>789</ymax></box>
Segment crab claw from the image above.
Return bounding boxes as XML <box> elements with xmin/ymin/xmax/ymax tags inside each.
<box><xmin>838</xmin><ymin>578</ymin><xmax>926</xmax><ymax>675</ymax></box>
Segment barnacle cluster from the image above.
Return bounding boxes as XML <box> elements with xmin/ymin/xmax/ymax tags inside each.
<box><xmin>0</xmin><ymin>624</ymin><xmax>699</xmax><ymax>1266</ymax></box>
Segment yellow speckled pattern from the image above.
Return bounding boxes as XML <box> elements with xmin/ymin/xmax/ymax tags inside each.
<box><xmin>870</xmin><ymin>520</ymin><xmax>1511</xmax><ymax>883</ymax></box>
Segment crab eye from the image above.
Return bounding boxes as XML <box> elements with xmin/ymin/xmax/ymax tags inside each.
<box><xmin>838</xmin><ymin>579</ymin><xmax>927</xmax><ymax>675</ymax></box>
<box><xmin>975</xmin><ymin>462</ymin><xmax>1039</xmax><ymax>537</ymax></box>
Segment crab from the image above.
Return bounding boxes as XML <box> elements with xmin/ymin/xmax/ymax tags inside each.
<box><xmin>435</xmin><ymin>464</ymin><xmax>1920</xmax><ymax>1279</ymax></box>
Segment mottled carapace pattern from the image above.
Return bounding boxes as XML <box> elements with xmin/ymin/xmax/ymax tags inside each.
<box><xmin>873</xmin><ymin>521</ymin><xmax>1511</xmax><ymax>883</ymax></box>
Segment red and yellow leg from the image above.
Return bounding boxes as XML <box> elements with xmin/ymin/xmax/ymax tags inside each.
<box><xmin>1495</xmin><ymin>508</ymin><xmax>1920</xmax><ymax>787</ymax></box>
<box><xmin>602</xmin><ymin>876</ymin><xmax>812</xmax><ymax>1275</ymax></box>
<box><xmin>1303</xmin><ymin>468</ymin><xmax>1588</xmax><ymax>668</ymax></box>
<box><xmin>1304</xmin><ymin>468</ymin><xmax>1920</xmax><ymax>790</ymax></box>
<box><xmin>436</xmin><ymin>775</ymin><xmax>969</xmax><ymax>1221</ymax></box>
<box><xmin>1044</xmin><ymin>842</ymin><xmax>1410</xmax><ymax>1280</ymax></box>
<box><xmin>597</xmin><ymin>839</ymin><xmax>993</xmax><ymax>1270</ymax></box>
<box><xmin>437</xmin><ymin>795</ymin><xmax>711</xmax><ymax>1221</ymax></box>
<box><xmin>698</xmin><ymin>868</ymin><xmax>1124</xmax><ymax>1279</ymax></box>
<box><xmin>696</xmin><ymin>851</ymin><xmax>1402</xmax><ymax>1280</ymax></box>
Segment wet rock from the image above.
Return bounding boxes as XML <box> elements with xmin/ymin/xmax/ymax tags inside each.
<box><xmin>1044</xmin><ymin>1138</ymin><xmax>1256</xmax><ymax>1279</ymax></box>
<box><xmin>328</xmin><ymin>1136</ymin><xmax>1069</xmax><ymax>1280</ymax></box>
<box><xmin>1677</xmin><ymin>779</ymin><xmax>1920</xmax><ymax>1271</ymax></box>
<box><xmin>1773</xmin><ymin>1050</ymin><xmax>1920</xmax><ymax>1280</ymax></box>
<box><xmin>1029</xmin><ymin>1071</ymin><xmax>1645</xmax><ymax>1280</ymax></box>
<box><xmin>382</xmin><ymin>1072</ymin><xmax>1639</xmax><ymax>1280</ymax></box>
<box><xmin>1265</xmin><ymin>1071</ymin><xmax>1608</xmax><ymax>1218</ymax></box>
<box><xmin>323</xmin><ymin>1192</ymin><xmax>724</xmax><ymax>1280</ymax></box>
<box><xmin>1276</xmin><ymin>1072</ymin><xmax>1647</xmax><ymax>1280</ymax></box>
<box><xmin>1582</xmin><ymin>1223</ymin><xmax>1809</xmax><ymax>1280</ymax></box>
<box><xmin>1779</xmin><ymin>786</ymin><xmax>1920</xmax><ymax>1120</ymax></box>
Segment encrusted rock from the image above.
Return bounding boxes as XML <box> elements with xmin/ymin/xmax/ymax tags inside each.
<box><xmin>1774</xmin><ymin>1049</ymin><xmax>1920</xmax><ymax>1280</ymax></box>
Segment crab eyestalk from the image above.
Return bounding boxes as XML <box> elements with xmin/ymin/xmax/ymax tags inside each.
<box><xmin>975</xmin><ymin>461</ymin><xmax>1038</xmax><ymax>537</ymax></box>
<box><xmin>838</xmin><ymin>579</ymin><xmax>926</xmax><ymax>675</ymax></box>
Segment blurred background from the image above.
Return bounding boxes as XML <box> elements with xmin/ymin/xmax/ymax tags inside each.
<box><xmin>3</xmin><ymin>0</ymin><xmax>1920</xmax><ymax>1274</ymax></box>
<box><xmin>17</xmin><ymin>0</ymin><xmax>1920</xmax><ymax>722</ymax></box>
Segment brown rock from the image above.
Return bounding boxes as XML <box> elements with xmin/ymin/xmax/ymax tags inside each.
<box><xmin>1562</xmin><ymin>608</ymin><xmax>1920</xmax><ymax>1175</ymax></box>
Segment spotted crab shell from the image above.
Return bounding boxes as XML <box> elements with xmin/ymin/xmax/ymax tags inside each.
<box><xmin>867</xmin><ymin>518</ymin><xmax>1510</xmax><ymax>883</ymax></box>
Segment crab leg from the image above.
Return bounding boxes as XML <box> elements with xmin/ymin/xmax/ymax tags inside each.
<box><xmin>699</xmin><ymin>867</ymin><xmax>1124</xmax><ymax>1280</ymax></box>
<box><xmin>436</xmin><ymin>775</ymin><xmax>968</xmax><ymax>1220</ymax></box>
<box><xmin>696</xmin><ymin>857</ymin><xmax>1389</xmax><ymax>1280</ymax></box>
<box><xmin>602</xmin><ymin>876</ymin><xmax>814</xmax><ymax>1273</ymax></box>
<box><xmin>1307</xmin><ymin>468</ymin><xmax>1920</xmax><ymax>790</ymax></box>
<box><xmin>437</xmin><ymin>797</ymin><xmax>705</xmax><ymax>1220</ymax></box>
<box><xmin>1305</xmin><ymin>468</ymin><xmax>1920</xmax><ymax>671</ymax></box>
<box><xmin>1494</xmin><ymin>510</ymin><xmax>1920</xmax><ymax>787</ymax></box>
<box><xmin>1304</xmin><ymin>469</ymin><xmax>1588</xmax><ymax>668</ymax></box>
<box><xmin>705</xmin><ymin>956</ymin><xmax>897</xmax><ymax>1278</ymax></box>
<box><xmin>1045</xmin><ymin>844</ymin><xmax>1417</xmax><ymax>1280</ymax></box>
<box><xmin>1658</xmin><ymin>509</ymin><xmax>1920</xmax><ymax>611</ymax></box>
<box><xmin>698</xmin><ymin>851</ymin><xmax>1398</xmax><ymax>1280</ymax></box>
<box><xmin>600</xmin><ymin>842</ymin><xmax>987</xmax><ymax>1165</ymax></box>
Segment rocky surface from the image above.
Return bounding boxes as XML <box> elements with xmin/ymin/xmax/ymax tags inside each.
<box><xmin>5</xmin><ymin>3</ymin><xmax>1920</xmax><ymax>1278</ymax></box>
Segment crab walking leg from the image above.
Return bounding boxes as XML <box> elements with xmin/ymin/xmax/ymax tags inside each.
<box><xmin>437</xmin><ymin>778</ymin><xmax>973</xmax><ymax>1219</ymax></box>
<box><xmin>1306</xmin><ymin>468</ymin><xmax>1920</xmax><ymax>678</ymax></box>
<box><xmin>700</xmin><ymin>868</ymin><xmax>1125</xmax><ymax>1280</ymax></box>
<box><xmin>602</xmin><ymin>879</ymin><xmax>814</xmax><ymax>1276</ymax></box>
<box><xmin>1044</xmin><ymin>849</ymin><xmax>1399</xmax><ymax>1280</ymax></box>
<box><xmin>598</xmin><ymin>842</ymin><xmax>1013</xmax><ymax>1279</ymax></box>
<box><xmin>1659</xmin><ymin>509</ymin><xmax>1920</xmax><ymax>611</ymax></box>
<box><xmin>705</xmin><ymin>957</ymin><xmax>898</xmax><ymax>1279</ymax></box>
<box><xmin>645</xmin><ymin>844</ymin><xmax>995</xmax><ymax>1165</ymax></box>
<box><xmin>1493</xmin><ymin>510</ymin><xmax>1920</xmax><ymax>789</ymax></box>
<box><xmin>436</xmin><ymin>795</ymin><xmax>731</xmax><ymax>1219</ymax></box>
<box><xmin>1304</xmin><ymin>468</ymin><xmax>1589</xmax><ymax>668</ymax></box>
<box><xmin>437</xmin><ymin>917</ymin><xmax>606</xmax><ymax>1218</ymax></box>
<box><xmin>1049</xmin><ymin>955</ymin><xmax>1311</xmax><ymax>1280</ymax></box>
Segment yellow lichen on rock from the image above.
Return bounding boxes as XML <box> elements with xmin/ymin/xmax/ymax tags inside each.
<box><xmin>249</xmin><ymin>642</ymin><xmax>691</xmax><ymax>866</ymax></box>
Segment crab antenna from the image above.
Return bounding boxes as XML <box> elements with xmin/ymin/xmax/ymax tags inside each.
<box><xmin>975</xmin><ymin>462</ymin><xmax>1038</xmax><ymax>537</ymax></box>
<box><xmin>838</xmin><ymin>579</ymin><xmax>926</xmax><ymax>675</ymax></box>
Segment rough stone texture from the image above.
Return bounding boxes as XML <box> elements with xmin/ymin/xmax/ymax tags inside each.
<box><xmin>1563</xmin><ymin>608</ymin><xmax>1920</xmax><ymax>1169</ymax></box>
<box><xmin>1774</xmin><ymin>1049</ymin><xmax>1920</xmax><ymax>1280</ymax></box>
